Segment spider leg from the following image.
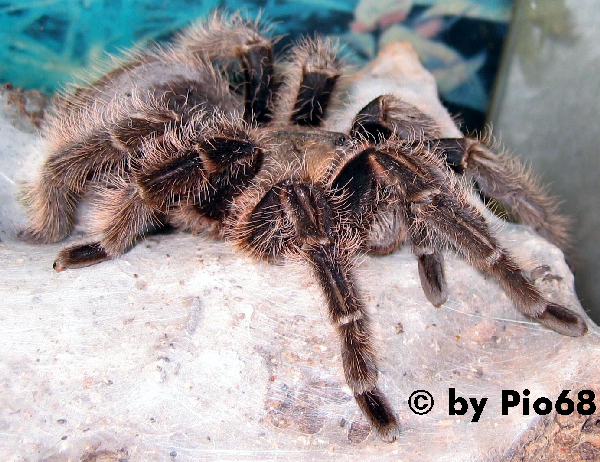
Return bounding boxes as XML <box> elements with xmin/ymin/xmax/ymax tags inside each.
<box><xmin>426</xmin><ymin>137</ymin><xmax>571</xmax><ymax>249</ymax></box>
<box><xmin>229</xmin><ymin>180</ymin><xmax>399</xmax><ymax>440</ymax></box>
<box><xmin>53</xmin><ymin>180</ymin><xmax>157</xmax><ymax>271</ymax></box>
<box><xmin>53</xmin><ymin>117</ymin><xmax>263</xmax><ymax>270</ymax></box>
<box><xmin>274</xmin><ymin>37</ymin><xmax>344</xmax><ymax>127</ymax></box>
<box><xmin>363</xmin><ymin>144</ymin><xmax>586</xmax><ymax>337</ymax></box>
<box><xmin>350</xmin><ymin>95</ymin><xmax>442</xmax><ymax>141</ymax></box>
<box><xmin>20</xmin><ymin>97</ymin><xmax>181</xmax><ymax>245</ymax></box>
<box><xmin>361</xmin><ymin>198</ymin><xmax>447</xmax><ymax>306</ymax></box>
<box><xmin>349</xmin><ymin>95</ymin><xmax>570</xmax><ymax>249</ymax></box>
<box><xmin>175</xmin><ymin>11</ymin><xmax>274</xmax><ymax>124</ymax></box>
<box><xmin>307</xmin><ymin>244</ymin><xmax>399</xmax><ymax>440</ymax></box>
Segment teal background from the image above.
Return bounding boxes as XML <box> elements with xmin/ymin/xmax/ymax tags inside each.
<box><xmin>0</xmin><ymin>0</ymin><xmax>514</xmax><ymax>131</ymax></box>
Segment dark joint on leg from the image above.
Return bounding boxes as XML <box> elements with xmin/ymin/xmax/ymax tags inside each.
<box><xmin>424</xmin><ymin>138</ymin><xmax>468</xmax><ymax>173</ymax></box>
<box><xmin>200</xmin><ymin>137</ymin><xmax>260</xmax><ymax>174</ymax></box>
<box><xmin>537</xmin><ymin>304</ymin><xmax>588</xmax><ymax>337</ymax></box>
<box><xmin>292</xmin><ymin>71</ymin><xmax>339</xmax><ymax>127</ymax></box>
<box><xmin>281</xmin><ymin>183</ymin><xmax>333</xmax><ymax>245</ymax></box>
<box><xmin>350</xmin><ymin>96</ymin><xmax>393</xmax><ymax>141</ymax></box>
<box><xmin>417</xmin><ymin>251</ymin><xmax>447</xmax><ymax>307</ymax></box>
<box><xmin>241</xmin><ymin>44</ymin><xmax>274</xmax><ymax>125</ymax></box>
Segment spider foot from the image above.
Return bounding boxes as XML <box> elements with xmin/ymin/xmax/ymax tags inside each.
<box><xmin>416</xmin><ymin>250</ymin><xmax>447</xmax><ymax>307</ymax></box>
<box><xmin>53</xmin><ymin>242</ymin><xmax>110</xmax><ymax>271</ymax></box>
<box><xmin>355</xmin><ymin>387</ymin><xmax>400</xmax><ymax>442</ymax></box>
<box><xmin>536</xmin><ymin>303</ymin><xmax>588</xmax><ymax>337</ymax></box>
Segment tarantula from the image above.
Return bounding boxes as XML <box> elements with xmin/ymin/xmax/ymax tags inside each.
<box><xmin>22</xmin><ymin>12</ymin><xmax>587</xmax><ymax>441</ymax></box>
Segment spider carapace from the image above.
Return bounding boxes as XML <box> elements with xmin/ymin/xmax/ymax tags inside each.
<box><xmin>21</xmin><ymin>12</ymin><xmax>587</xmax><ymax>441</ymax></box>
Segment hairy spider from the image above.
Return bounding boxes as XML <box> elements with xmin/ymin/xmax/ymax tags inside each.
<box><xmin>21</xmin><ymin>12</ymin><xmax>587</xmax><ymax>441</ymax></box>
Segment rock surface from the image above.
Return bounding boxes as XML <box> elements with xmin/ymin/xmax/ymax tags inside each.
<box><xmin>0</xmin><ymin>43</ymin><xmax>599</xmax><ymax>461</ymax></box>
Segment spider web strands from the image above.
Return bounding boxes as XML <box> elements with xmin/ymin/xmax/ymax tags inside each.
<box><xmin>442</xmin><ymin>302</ymin><xmax>554</xmax><ymax>330</ymax></box>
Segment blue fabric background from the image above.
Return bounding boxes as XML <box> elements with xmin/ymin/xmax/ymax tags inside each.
<box><xmin>0</xmin><ymin>0</ymin><xmax>514</xmax><ymax>130</ymax></box>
